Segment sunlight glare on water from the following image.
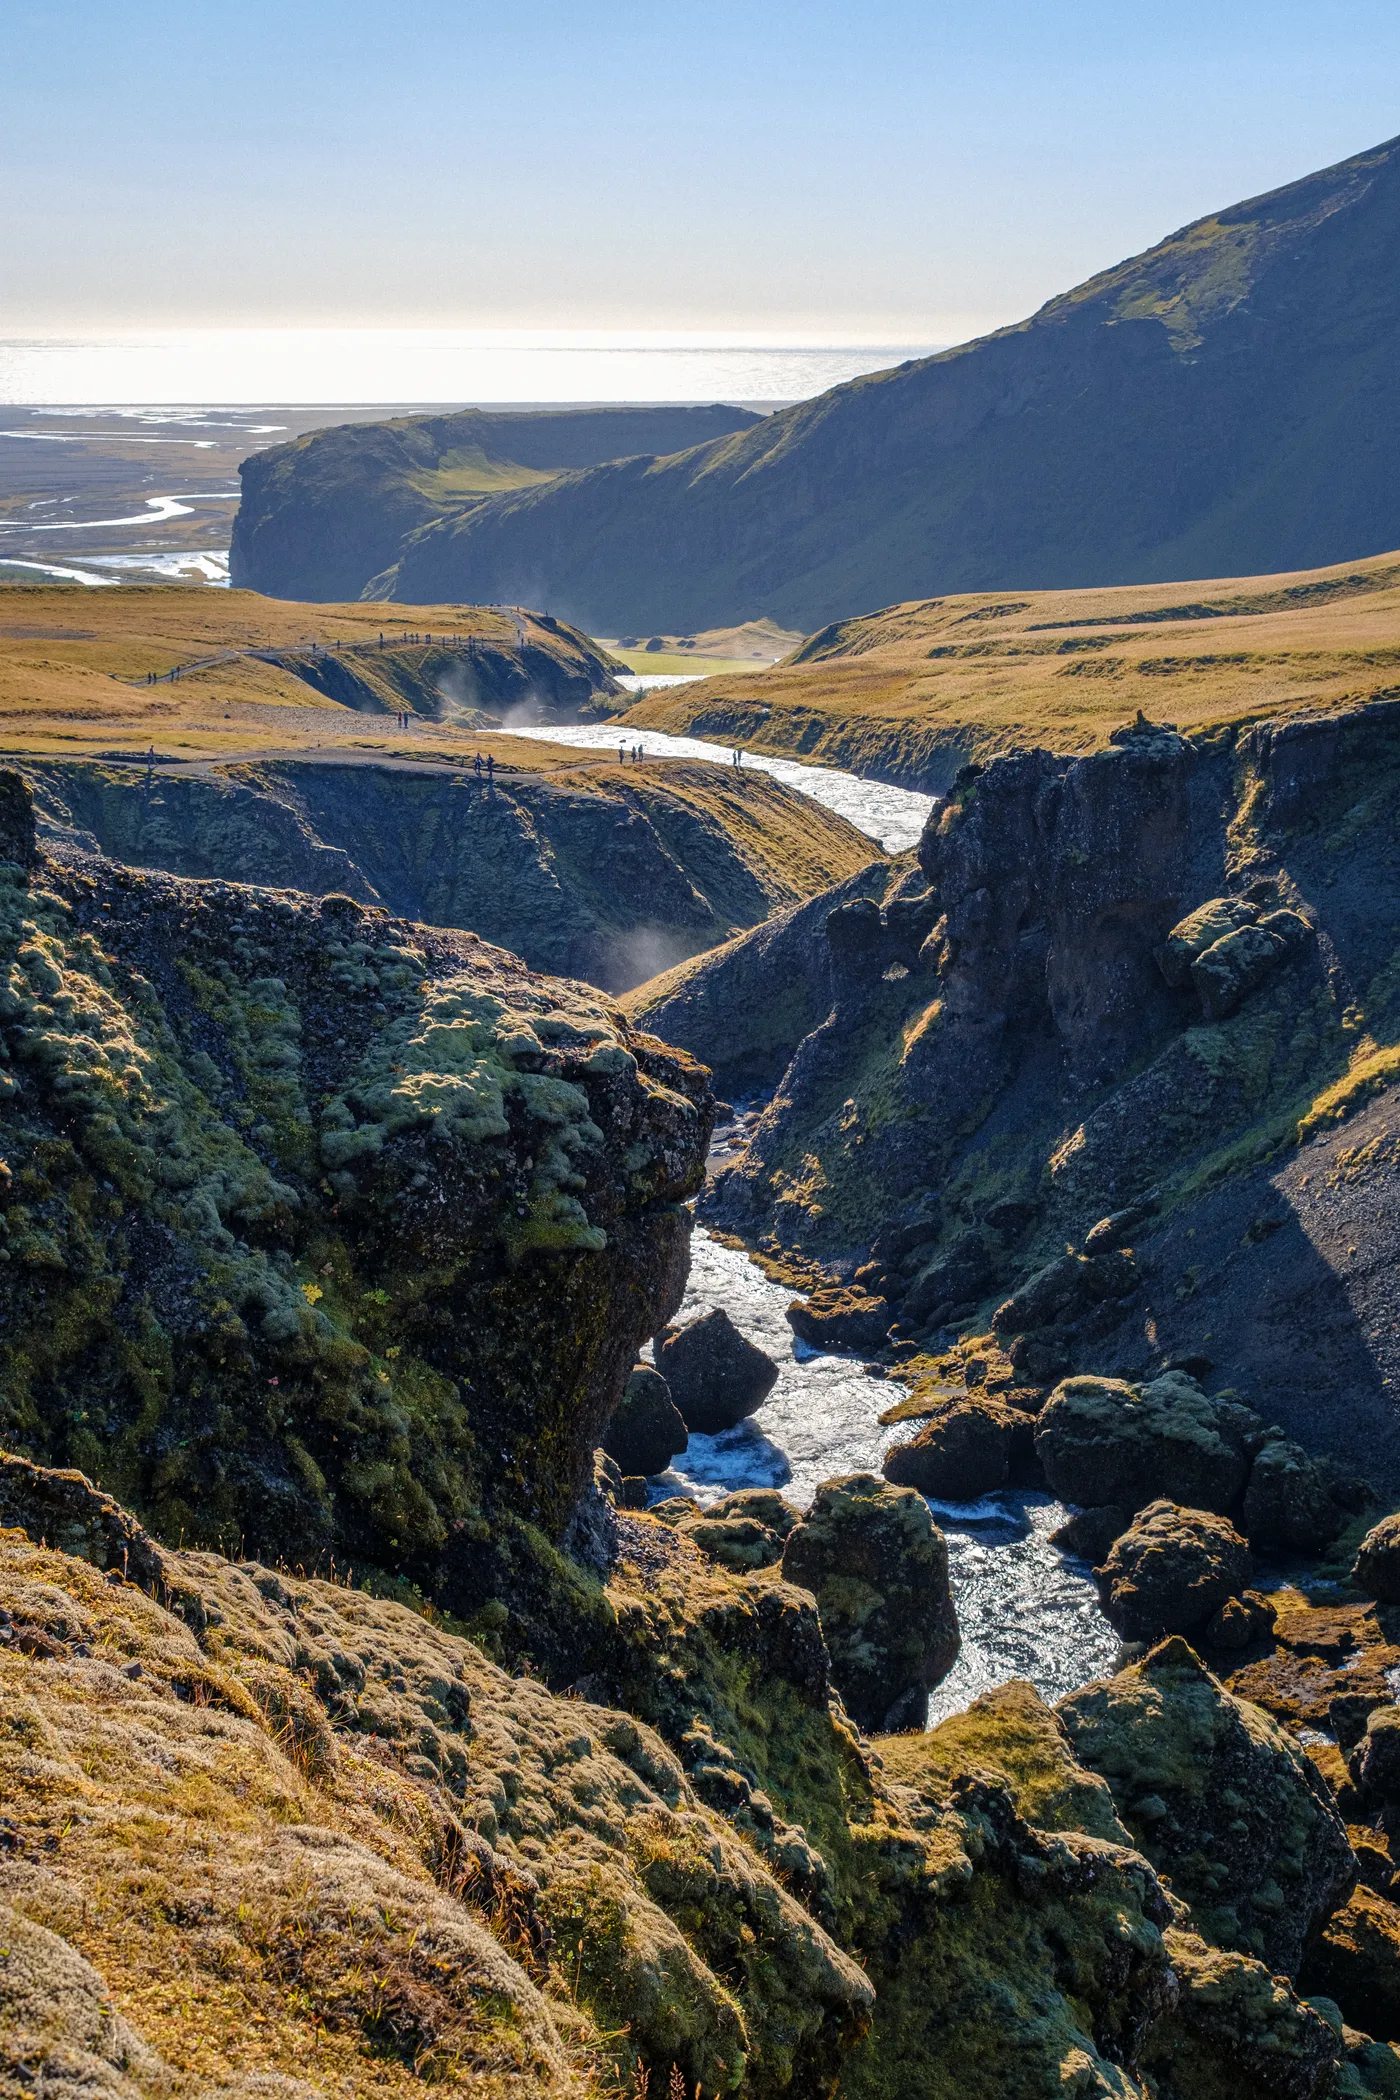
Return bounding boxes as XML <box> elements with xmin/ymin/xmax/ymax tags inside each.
<box><xmin>655</xmin><ymin>1229</ymin><xmax>1119</xmax><ymax>1722</ymax></box>
<box><xmin>504</xmin><ymin>720</ymin><xmax>933</xmax><ymax>853</ymax></box>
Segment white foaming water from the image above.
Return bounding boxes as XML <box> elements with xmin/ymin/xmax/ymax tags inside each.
<box><xmin>655</xmin><ymin>1229</ymin><xmax>1119</xmax><ymax>1721</ymax></box>
<box><xmin>503</xmin><ymin>720</ymin><xmax>933</xmax><ymax>853</ymax></box>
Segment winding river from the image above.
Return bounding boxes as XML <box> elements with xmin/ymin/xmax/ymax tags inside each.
<box><xmin>654</xmin><ymin>1227</ymin><xmax>1121</xmax><ymax>1724</ymax></box>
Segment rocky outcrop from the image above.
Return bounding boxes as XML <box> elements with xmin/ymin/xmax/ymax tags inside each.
<box><xmin>0</xmin><ymin>774</ymin><xmax>712</xmax><ymax>1649</ymax></box>
<box><xmin>692</xmin><ymin>696</ymin><xmax>1400</xmax><ymax>1484</ymax></box>
<box><xmin>1242</xmin><ymin>1436</ymin><xmax>1354</xmax><ymax>1552</ymax></box>
<box><xmin>1357</xmin><ymin>1516</ymin><xmax>1400</xmax><ymax>1604</ymax></box>
<box><xmin>2</xmin><ymin>1453</ymin><xmax>1391</xmax><ymax>2099</ymax></box>
<box><xmin>1060</xmin><ymin>1637</ymin><xmax>1356</xmax><ymax>1975</ymax></box>
<box><xmin>621</xmin><ymin>857</ymin><xmax>892</xmax><ymax>1095</ymax></box>
<box><xmin>656</xmin><ymin>1307</ymin><xmax>779</xmax><ymax>1434</ymax></box>
<box><xmin>780</xmin><ymin>1473</ymin><xmax>959</xmax><ymax>1729</ymax></box>
<box><xmin>1035</xmin><ymin>1372</ymin><xmax>1264</xmax><ymax>1512</ymax></box>
<box><xmin>602</xmin><ymin>1363</ymin><xmax>688</xmax><ymax>1477</ymax></box>
<box><xmin>1301</xmin><ymin>1887</ymin><xmax>1400</xmax><ymax>2043</ymax></box>
<box><xmin>882</xmin><ymin>1391</ymin><xmax>1033</xmax><ymax>1500</ymax></box>
<box><xmin>1098</xmin><ymin>1502</ymin><xmax>1253</xmax><ymax>1641</ymax></box>
<box><xmin>28</xmin><ymin>752</ymin><xmax>877</xmax><ymax>996</ymax></box>
<box><xmin>786</xmin><ymin>1282</ymin><xmax>892</xmax><ymax>1353</ymax></box>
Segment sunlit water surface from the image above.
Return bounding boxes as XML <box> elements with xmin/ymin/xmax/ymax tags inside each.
<box><xmin>653</xmin><ymin>1229</ymin><xmax>1120</xmax><ymax>1722</ymax></box>
<box><xmin>505</xmin><ymin>720</ymin><xmax>933</xmax><ymax>853</ymax></box>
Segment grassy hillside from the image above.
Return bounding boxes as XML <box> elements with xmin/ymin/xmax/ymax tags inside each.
<box><xmin>230</xmin><ymin>404</ymin><xmax>763</xmax><ymax>602</ymax></box>
<box><xmin>384</xmin><ymin>134</ymin><xmax>1400</xmax><ymax>631</ymax></box>
<box><xmin>0</xmin><ymin>585</ymin><xmax>874</xmax><ymax>991</ymax></box>
<box><xmin>0</xmin><ymin>585</ymin><xmax>623</xmax><ymax>759</ymax></box>
<box><xmin>622</xmin><ymin>547</ymin><xmax>1400</xmax><ymax>789</ymax></box>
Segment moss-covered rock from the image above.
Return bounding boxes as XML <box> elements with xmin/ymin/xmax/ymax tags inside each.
<box><xmin>1300</xmin><ymin>1885</ymin><xmax>1400</xmax><ymax>2044</ymax></box>
<box><xmin>878</xmin><ymin>1678</ymin><xmax>1130</xmax><ymax>1843</ymax></box>
<box><xmin>1139</xmin><ymin>1927</ymin><xmax>1342</xmax><ymax>2099</ymax></box>
<box><xmin>882</xmin><ymin>1391</ymin><xmax>1032</xmax><ymax>1500</ymax></box>
<box><xmin>781</xmin><ymin>1474</ymin><xmax>960</xmax><ymax>1730</ymax></box>
<box><xmin>1059</xmin><ymin>1637</ymin><xmax>1355</xmax><ymax>1975</ymax></box>
<box><xmin>0</xmin><ymin>781</ymin><xmax>711</xmax><ymax>1653</ymax></box>
<box><xmin>1243</xmin><ymin>1437</ymin><xmax>1350</xmax><ymax>1552</ymax></box>
<box><xmin>1357</xmin><ymin>1515</ymin><xmax>1400</xmax><ymax>1605</ymax></box>
<box><xmin>1035</xmin><ymin>1372</ymin><xmax>1264</xmax><ymax>1514</ymax></box>
<box><xmin>1099</xmin><ymin>1501</ymin><xmax>1253</xmax><ymax>1641</ymax></box>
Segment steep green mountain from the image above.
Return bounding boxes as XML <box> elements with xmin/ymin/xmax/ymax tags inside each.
<box><xmin>229</xmin><ymin>404</ymin><xmax>763</xmax><ymax>602</ymax></box>
<box><xmin>386</xmin><ymin>134</ymin><xmax>1400</xmax><ymax>631</ymax></box>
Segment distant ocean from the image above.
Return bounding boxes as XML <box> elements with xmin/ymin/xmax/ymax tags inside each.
<box><xmin>0</xmin><ymin>330</ymin><xmax>941</xmax><ymax>408</ymax></box>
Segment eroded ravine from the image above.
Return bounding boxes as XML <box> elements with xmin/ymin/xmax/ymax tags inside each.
<box><xmin>655</xmin><ymin>1226</ymin><xmax>1120</xmax><ymax>1723</ymax></box>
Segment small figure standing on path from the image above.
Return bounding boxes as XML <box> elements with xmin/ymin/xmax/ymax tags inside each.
<box><xmin>619</xmin><ymin>743</ymin><xmax>626</xmax><ymax>762</ymax></box>
<box><xmin>474</xmin><ymin>752</ymin><xmax>483</xmax><ymax>778</ymax></box>
<box><xmin>486</xmin><ymin>752</ymin><xmax>495</xmax><ymax>781</ymax></box>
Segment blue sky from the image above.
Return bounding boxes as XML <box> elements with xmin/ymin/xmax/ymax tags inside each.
<box><xmin>6</xmin><ymin>0</ymin><xmax>1400</xmax><ymax>338</ymax></box>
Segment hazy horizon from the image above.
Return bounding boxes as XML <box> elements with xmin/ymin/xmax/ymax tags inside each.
<box><xmin>6</xmin><ymin>0</ymin><xmax>1399</xmax><ymax>347</ymax></box>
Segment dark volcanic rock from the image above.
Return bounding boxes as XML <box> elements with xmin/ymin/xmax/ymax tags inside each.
<box><xmin>0</xmin><ymin>772</ymin><xmax>713</xmax><ymax>1661</ymax></box>
<box><xmin>1059</xmin><ymin>1637</ymin><xmax>1355</xmax><ymax>1976</ymax></box>
<box><xmin>786</xmin><ymin>1285</ymin><xmax>891</xmax><ymax>1354</ymax></box>
<box><xmin>657</xmin><ymin>1309</ymin><xmax>779</xmax><ymax>1433</ymax></box>
<box><xmin>1299</xmin><ymin>1886</ymin><xmax>1400</xmax><ymax>2045</ymax></box>
<box><xmin>1034</xmin><ymin>1372</ymin><xmax>1263</xmax><ymax>1514</ymax></box>
<box><xmin>1099</xmin><ymin>1501</ymin><xmax>1253</xmax><ymax>1640</ymax></box>
<box><xmin>1349</xmin><ymin>1703</ymin><xmax>1400</xmax><ymax>1807</ymax></box>
<box><xmin>1355</xmin><ymin>1515</ymin><xmax>1400</xmax><ymax>1604</ymax></box>
<box><xmin>603</xmin><ymin>1364</ymin><xmax>688</xmax><ymax>1478</ymax></box>
<box><xmin>882</xmin><ymin>1394</ymin><xmax>1033</xmax><ymax>1501</ymax></box>
<box><xmin>690</xmin><ymin>696</ymin><xmax>1400</xmax><ymax>1492</ymax></box>
<box><xmin>781</xmin><ymin>1473</ymin><xmax>960</xmax><ymax>1730</ymax></box>
<box><xmin>1241</xmin><ymin>1437</ymin><xmax>1348</xmax><ymax>1553</ymax></box>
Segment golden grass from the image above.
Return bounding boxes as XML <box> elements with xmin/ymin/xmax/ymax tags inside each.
<box><xmin>0</xmin><ymin>584</ymin><xmax>613</xmax><ymax>763</ymax></box>
<box><xmin>623</xmin><ymin>548</ymin><xmax>1400</xmax><ymax>779</ymax></box>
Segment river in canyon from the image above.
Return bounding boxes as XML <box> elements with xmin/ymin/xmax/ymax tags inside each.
<box><xmin>503</xmin><ymin>717</ymin><xmax>934</xmax><ymax>853</ymax></box>
<box><xmin>652</xmin><ymin>1225</ymin><xmax>1122</xmax><ymax>1725</ymax></box>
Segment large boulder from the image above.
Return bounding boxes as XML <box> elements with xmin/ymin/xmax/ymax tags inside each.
<box><xmin>1034</xmin><ymin>1371</ymin><xmax>1263</xmax><ymax>1514</ymax></box>
<box><xmin>991</xmin><ymin>1249</ymin><xmax>1138</xmax><ymax>1337</ymax></box>
<box><xmin>1242</xmin><ymin>1437</ymin><xmax>1348</xmax><ymax>1553</ymax></box>
<box><xmin>657</xmin><ymin>1309</ymin><xmax>779</xmax><ymax>1434</ymax></box>
<box><xmin>603</xmin><ymin>1364</ymin><xmax>688</xmax><ymax>1477</ymax></box>
<box><xmin>786</xmin><ymin>1285</ymin><xmax>892</xmax><ymax>1354</ymax></box>
<box><xmin>1191</xmin><ymin>910</ymin><xmax>1310</xmax><ymax>1021</ymax></box>
<box><xmin>1356</xmin><ymin>1515</ymin><xmax>1400</xmax><ymax>1605</ymax></box>
<box><xmin>1059</xmin><ymin>1637</ymin><xmax>1355</xmax><ymax>1976</ymax></box>
<box><xmin>781</xmin><ymin>1474</ymin><xmax>960</xmax><ymax>1731</ymax></box>
<box><xmin>1159</xmin><ymin>896</ymin><xmax>1262</xmax><ymax>986</ymax></box>
<box><xmin>1098</xmin><ymin>1501</ymin><xmax>1252</xmax><ymax>1640</ymax></box>
<box><xmin>881</xmin><ymin>1393</ymin><xmax>1033</xmax><ymax>1501</ymax></box>
<box><xmin>1350</xmin><ymin>1704</ymin><xmax>1400</xmax><ymax>1807</ymax></box>
<box><xmin>1141</xmin><ymin>1928</ymin><xmax>1344</xmax><ymax>2100</ymax></box>
<box><xmin>674</xmin><ymin>1490</ymin><xmax>799</xmax><ymax>1572</ymax></box>
<box><xmin>1300</xmin><ymin>1886</ymin><xmax>1400</xmax><ymax>2044</ymax></box>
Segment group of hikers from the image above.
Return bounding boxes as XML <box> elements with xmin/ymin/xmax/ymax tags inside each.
<box><xmin>614</xmin><ymin>740</ymin><xmax>747</xmax><ymax>767</ymax></box>
<box><xmin>471</xmin><ymin>751</ymin><xmax>496</xmax><ymax>780</ymax></box>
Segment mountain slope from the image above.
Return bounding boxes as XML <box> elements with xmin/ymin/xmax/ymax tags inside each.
<box><xmin>387</xmin><ymin>135</ymin><xmax>1400</xmax><ymax>631</ymax></box>
<box><xmin>230</xmin><ymin>404</ymin><xmax>763</xmax><ymax>602</ymax></box>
